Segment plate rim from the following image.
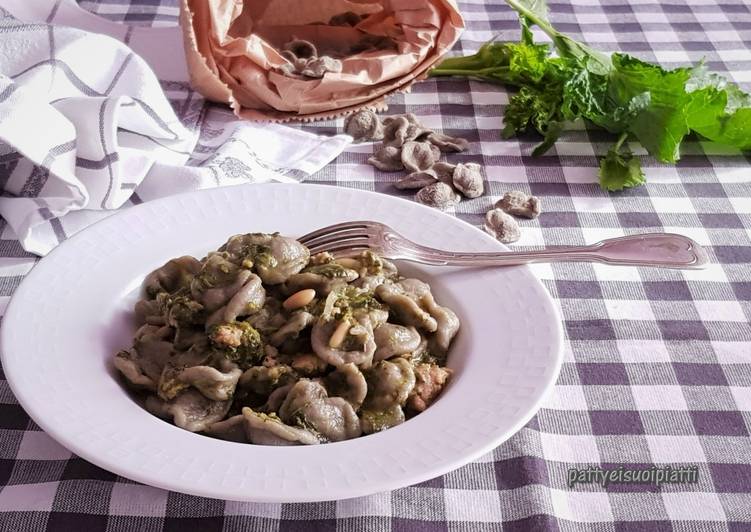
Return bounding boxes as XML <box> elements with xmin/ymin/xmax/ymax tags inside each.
<box><xmin>0</xmin><ymin>182</ymin><xmax>563</xmax><ymax>502</ymax></box>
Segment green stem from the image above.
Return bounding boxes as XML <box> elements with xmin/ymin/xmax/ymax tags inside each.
<box><xmin>430</xmin><ymin>67</ymin><xmax>514</xmax><ymax>84</ymax></box>
<box><xmin>613</xmin><ymin>131</ymin><xmax>629</xmax><ymax>152</ymax></box>
<box><xmin>430</xmin><ymin>67</ymin><xmax>503</xmax><ymax>76</ymax></box>
<box><xmin>432</xmin><ymin>49</ymin><xmax>493</xmax><ymax>72</ymax></box>
<box><xmin>503</xmin><ymin>0</ymin><xmax>558</xmax><ymax>41</ymax></box>
<box><xmin>502</xmin><ymin>0</ymin><xmax>612</xmax><ymax>70</ymax></box>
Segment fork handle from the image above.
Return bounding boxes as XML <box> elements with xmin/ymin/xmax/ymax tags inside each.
<box><xmin>398</xmin><ymin>233</ymin><xmax>709</xmax><ymax>270</ymax></box>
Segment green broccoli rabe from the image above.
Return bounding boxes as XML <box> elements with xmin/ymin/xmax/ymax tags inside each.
<box><xmin>302</xmin><ymin>263</ymin><xmax>356</xmax><ymax>279</ymax></box>
<box><xmin>192</xmin><ymin>253</ymin><xmax>240</xmax><ymax>291</ymax></box>
<box><xmin>359</xmin><ymin>250</ymin><xmax>385</xmax><ymax>275</ymax></box>
<box><xmin>344</xmin><ymin>288</ymin><xmax>382</xmax><ymax>311</ymax></box>
<box><xmin>318</xmin><ymin>285</ymin><xmax>384</xmax><ymax>322</ymax></box>
<box><xmin>288</xmin><ymin>412</ymin><xmax>326</xmax><ymax>442</ymax></box>
<box><xmin>228</xmin><ymin>234</ymin><xmax>280</xmax><ymax>270</ymax></box>
<box><xmin>430</xmin><ymin>0</ymin><xmax>751</xmax><ymax>191</ymax></box>
<box><xmin>157</xmin><ymin>293</ymin><xmax>205</xmax><ymax>327</ymax></box>
<box><xmin>209</xmin><ymin>321</ymin><xmax>265</xmax><ymax>369</ymax></box>
<box><xmin>246</xmin><ymin>246</ymin><xmax>278</xmax><ymax>270</ymax></box>
<box><xmin>240</xmin><ymin>365</ymin><xmax>297</xmax><ymax>395</ymax></box>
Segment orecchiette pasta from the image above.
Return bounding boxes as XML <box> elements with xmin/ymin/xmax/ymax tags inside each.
<box><xmin>114</xmin><ymin>232</ymin><xmax>458</xmax><ymax>445</ymax></box>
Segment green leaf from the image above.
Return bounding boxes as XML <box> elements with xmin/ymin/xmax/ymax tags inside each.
<box><xmin>430</xmin><ymin>0</ymin><xmax>751</xmax><ymax>193</ymax></box>
<box><xmin>560</xmin><ymin>60</ymin><xmax>608</xmax><ymax>121</ymax></box>
<box><xmin>684</xmin><ymin>85</ymin><xmax>728</xmax><ymax>137</ymax></box>
<box><xmin>611</xmin><ymin>92</ymin><xmax>651</xmax><ymax>128</ymax></box>
<box><xmin>684</xmin><ymin>66</ymin><xmax>751</xmax><ymax>150</ymax></box>
<box><xmin>704</xmin><ymin>108</ymin><xmax>751</xmax><ymax>150</ymax></box>
<box><xmin>432</xmin><ymin>41</ymin><xmax>560</xmax><ymax>88</ymax></box>
<box><xmin>507</xmin><ymin>42</ymin><xmax>551</xmax><ymax>83</ymax></box>
<box><xmin>516</xmin><ymin>0</ymin><xmax>548</xmax><ymax>45</ymax></box>
<box><xmin>511</xmin><ymin>0</ymin><xmax>550</xmax><ymax>20</ymax></box>
<box><xmin>688</xmin><ymin>96</ymin><xmax>751</xmax><ymax>150</ymax></box>
<box><xmin>608</xmin><ymin>54</ymin><xmax>693</xmax><ymax>162</ymax></box>
<box><xmin>531</xmin><ymin>121</ymin><xmax>564</xmax><ymax>156</ymax></box>
<box><xmin>608</xmin><ymin>54</ymin><xmax>693</xmax><ymax>102</ymax></box>
<box><xmin>599</xmin><ymin>143</ymin><xmax>646</xmax><ymax>191</ymax></box>
<box><xmin>606</xmin><ymin>55</ymin><xmax>751</xmax><ymax>158</ymax></box>
<box><xmin>504</xmin><ymin>0</ymin><xmax>611</xmax><ymax>71</ymax></box>
<box><xmin>520</xmin><ymin>16</ymin><xmax>535</xmax><ymax>46</ymax></box>
<box><xmin>725</xmin><ymin>84</ymin><xmax>751</xmax><ymax>113</ymax></box>
<box><xmin>683</xmin><ymin>63</ymin><xmax>751</xmax><ymax>111</ymax></box>
<box><xmin>502</xmin><ymin>85</ymin><xmax>565</xmax><ymax>139</ymax></box>
<box><xmin>629</xmin><ymin>106</ymin><xmax>688</xmax><ymax>163</ymax></box>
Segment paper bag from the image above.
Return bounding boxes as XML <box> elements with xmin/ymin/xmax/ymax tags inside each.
<box><xmin>179</xmin><ymin>0</ymin><xmax>464</xmax><ymax>121</ymax></box>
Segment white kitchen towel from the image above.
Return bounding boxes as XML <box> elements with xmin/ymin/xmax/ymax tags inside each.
<box><xmin>0</xmin><ymin>0</ymin><xmax>351</xmax><ymax>255</ymax></box>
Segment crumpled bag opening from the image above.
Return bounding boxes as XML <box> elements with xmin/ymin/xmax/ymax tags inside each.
<box><xmin>180</xmin><ymin>0</ymin><xmax>464</xmax><ymax>121</ymax></box>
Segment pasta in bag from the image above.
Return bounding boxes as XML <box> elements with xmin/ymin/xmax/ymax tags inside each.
<box><xmin>179</xmin><ymin>0</ymin><xmax>464</xmax><ymax>121</ymax></box>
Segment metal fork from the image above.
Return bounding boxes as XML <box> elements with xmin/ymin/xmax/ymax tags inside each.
<box><xmin>298</xmin><ymin>221</ymin><xmax>709</xmax><ymax>269</ymax></box>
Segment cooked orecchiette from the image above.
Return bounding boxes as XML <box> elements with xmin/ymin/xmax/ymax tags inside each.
<box><xmin>221</xmin><ymin>273</ymin><xmax>265</xmax><ymax>323</ymax></box>
<box><xmin>134</xmin><ymin>299</ymin><xmax>165</xmax><ymax>326</ymax></box>
<box><xmin>360</xmin><ymin>404</ymin><xmax>405</xmax><ymax>434</ymax></box>
<box><xmin>285</xmin><ymin>272</ymin><xmax>348</xmax><ymax>296</ymax></box>
<box><xmin>114</xmin><ymin>233</ymin><xmax>457</xmax><ymax>445</ymax></box>
<box><xmin>324</xmin><ymin>363</ymin><xmax>368</xmax><ymax>409</ymax></box>
<box><xmin>204</xmin><ymin>414</ymin><xmax>247</xmax><ymax>443</ymax></box>
<box><xmin>172</xmin><ymin>364</ymin><xmax>242</xmax><ymax>402</ymax></box>
<box><xmin>242</xmin><ymin>407</ymin><xmax>321</xmax><ymax>445</ymax></box>
<box><xmin>238</xmin><ymin>364</ymin><xmax>297</xmax><ymax>396</ymax></box>
<box><xmin>190</xmin><ymin>253</ymin><xmax>246</xmax><ymax>311</ymax></box>
<box><xmin>269</xmin><ymin>311</ymin><xmax>315</xmax><ymax>346</ymax></box>
<box><xmin>262</xmin><ymin>382</ymin><xmax>295</xmax><ymax>413</ymax></box>
<box><xmin>143</xmin><ymin>256</ymin><xmax>201</xmax><ymax>297</ymax></box>
<box><xmin>310</xmin><ymin>313</ymin><xmax>377</xmax><ymax>368</ymax></box>
<box><xmin>363</xmin><ymin>358</ymin><xmax>416</xmax><ymax>412</ymax></box>
<box><xmin>219</xmin><ymin>233</ymin><xmax>310</xmax><ymax>285</ymax></box>
<box><xmin>114</xmin><ymin>349</ymin><xmax>158</xmax><ymax>391</ymax></box>
<box><xmin>375</xmin><ymin>282</ymin><xmax>438</xmax><ymax>332</ymax></box>
<box><xmin>279</xmin><ymin>380</ymin><xmax>362</xmax><ymax>442</ymax></box>
<box><xmin>145</xmin><ymin>390</ymin><xmax>231</xmax><ymax>432</ymax></box>
<box><xmin>373</xmin><ymin>323</ymin><xmax>422</xmax><ymax>361</ymax></box>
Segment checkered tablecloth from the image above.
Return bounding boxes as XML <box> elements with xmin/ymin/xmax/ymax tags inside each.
<box><xmin>1</xmin><ymin>0</ymin><xmax>750</xmax><ymax>530</ymax></box>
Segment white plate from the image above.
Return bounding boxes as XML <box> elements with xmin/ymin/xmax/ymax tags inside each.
<box><xmin>1</xmin><ymin>183</ymin><xmax>562</xmax><ymax>502</ymax></box>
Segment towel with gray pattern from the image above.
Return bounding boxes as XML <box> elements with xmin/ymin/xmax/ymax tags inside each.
<box><xmin>0</xmin><ymin>0</ymin><xmax>350</xmax><ymax>255</ymax></box>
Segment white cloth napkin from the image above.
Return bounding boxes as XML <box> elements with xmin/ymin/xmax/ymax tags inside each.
<box><xmin>0</xmin><ymin>0</ymin><xmax>351</xmax><ymax>255</ymax></box>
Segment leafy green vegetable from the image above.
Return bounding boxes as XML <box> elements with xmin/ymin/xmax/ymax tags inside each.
<box><xmin>302</xmin><ymin>263</ymin><xmax>356</xmax><ymax>278</ymax></box>
<box><xmin>605</xmin><ymin>55</ymin><xmax>694</xmax><ymax>163</ymax></box>
<box><xmin>505</xmin><ymin>0</ymin><xmax>611</xmax><ymax>73</ymax></box>
<box><xmin>240</xmin><ymin>365</ymin><xmax>297</xmax><ymax>395</ymax></box>
<box><xmin>318</xmin><ymin>285</ymin><xmax>383</xmax><ymax>322</ymax></box>
<box><xmin>239</xmin><ymin>243</ymin><xmax>277</xmax><ymax>270</ymax></box>
<box><xmin>156</xmin><ymin>292</ymin><xmax>205</xmax><ymax>327</ymax></box>
<box><xmin>598</xmin><ymin>133</ymin><xmax>646</xmax><ymax>191</ymax></box>
<box><xmin>209</xmin><ymin>321</ymin><xmax>265</xmax><ymax>369</ymax></box>
<box><xmin>684</xmin><ymin>66</ymin><xmax>751</xmax><ymax>150</ymax></box>
<box><xmin>359</xmin><ymin>250</ymin><xmax>386</xmax><ymax>275</ymax></box>
<box><xmin>430</xmin><ymin>0</ymin><xmax>751</xmax><ymax>191</ymax></box>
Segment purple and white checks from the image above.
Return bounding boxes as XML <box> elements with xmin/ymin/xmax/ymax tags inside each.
<box><xmin>1</xmin><ymin>0</ymin><xmax>750</xmax><ymax>530</ymax></box>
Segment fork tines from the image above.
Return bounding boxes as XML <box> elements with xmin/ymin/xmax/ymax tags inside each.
<box><xmin>298</xmin><ymin>221</ymin><xmax>378</xmax><ymax>255</ymax></box>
